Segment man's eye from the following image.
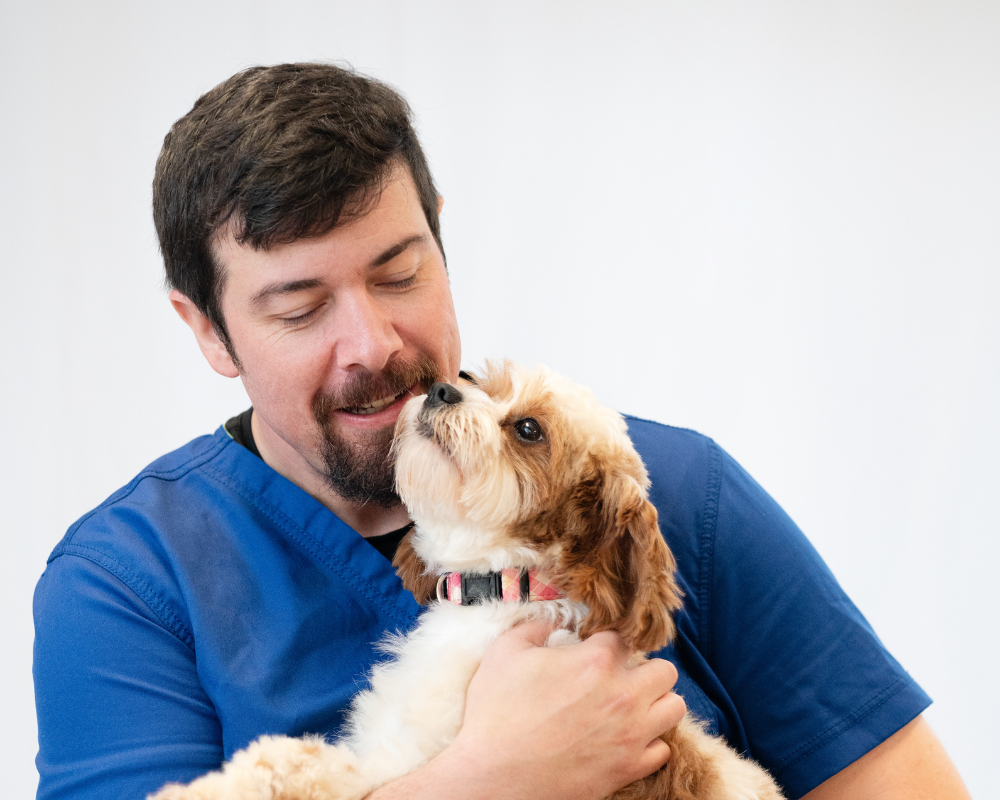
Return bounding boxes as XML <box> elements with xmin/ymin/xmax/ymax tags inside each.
<box><xmin>384</xmin><ymin>274</ymin><xmax>417</xmax><ymax>290</ymax></box>
<box><xmin>279</xmin><ymin>306</ymin><xmax>321</xmax><ymax>326</ymax></box>
<box><xmin>514</xmin><ymin>418</ymin><xmax>543</xmax><ymax>443</ymax></box>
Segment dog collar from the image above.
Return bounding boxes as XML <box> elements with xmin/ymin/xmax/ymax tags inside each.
<box><xmin>435</xmin><ymin>568</ymin><xmax>563</xmax><ymax>606</ymax></box>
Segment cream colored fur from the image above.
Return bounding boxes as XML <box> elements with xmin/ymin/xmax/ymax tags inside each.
<box><xmin>151</xmin><ymin>361</ymin><xmax>784</xmax><ymax>800</ymax></box>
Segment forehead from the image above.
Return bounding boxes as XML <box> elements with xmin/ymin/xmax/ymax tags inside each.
<box><xmin>478</xmin><ymin>363</ymin><xmax>550</xmax><ymax>409</ymax></box>
<box><xmin>476</xmin><ymin>362</ymin><xmax>632</xmax><ymax>449</ymax></box>
<box><xmin>211</xmin><ymin>165</ymin><xmax>433</xmax><ymax>299</ymax></box>
<box><xmin>475</xmin><ymin>364</ymin><xmax>578</xmax><ymax>427</ymax></box>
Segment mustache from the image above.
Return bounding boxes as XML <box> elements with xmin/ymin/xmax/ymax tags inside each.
<box><xmin>312</xmin><ymin>355</ymin><xmax>441</xmax><ymax>427</ymax></box>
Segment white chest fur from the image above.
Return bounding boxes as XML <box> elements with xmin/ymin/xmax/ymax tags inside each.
<box><xmin>341</xmin><ymin>598</ymin><xmax>586</xmax><ymax>785</ymax></box>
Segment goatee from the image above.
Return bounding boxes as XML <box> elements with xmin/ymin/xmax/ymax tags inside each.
<box><xmin>312</xmin><ymin>355</ymin><xmax>440</xmax><ymax>508</ymax></box>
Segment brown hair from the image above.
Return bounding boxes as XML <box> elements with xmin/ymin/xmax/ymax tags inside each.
<box><xmin>153</xmin><ymin>62</ymin><xmax>442</xmax><ymax>347</ymax></box>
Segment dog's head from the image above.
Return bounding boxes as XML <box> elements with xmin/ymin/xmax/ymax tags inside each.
<box><xmin>392</xmin><ymin>361</ymin><xmax>682</xmax><ymax>652</ymax></box>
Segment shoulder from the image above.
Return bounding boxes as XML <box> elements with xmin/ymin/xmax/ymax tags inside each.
<box><xmin>622</xmin><ymin>416</ymin><xmax>722</xmax><ymax>571</ymax></box>
<box><xmin>623</xmin><ymin>416</ymin><xmax>723</xmax><ymax>504</ymax></box>
<box><xmin>39</xmin><ymin>430</ymin><xmax>241</xmax><ymax>640</ymax></box>
<box><xmin>49</xmin><ymin>430</ymin><xmax>233</xmax><ymax>560</ymax></box>
<box><xmin>623</xmin><ymin>416</ymin><xmax>805</xmax><ymax>582</ymax></box>
<box><xmin>623</xmin><ymin>414</ymin><xmax>716</xmax><ymax>457</ymax></box>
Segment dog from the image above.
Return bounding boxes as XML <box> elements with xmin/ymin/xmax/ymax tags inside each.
<box><xmin>152</xmin><ymin>361</ymin><xmax>784</xmax><ymax>800</ymax></box>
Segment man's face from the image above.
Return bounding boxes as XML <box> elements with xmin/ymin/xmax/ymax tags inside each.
<box><xmin>211</xmin><ymin>164</ymin><xmax>461</xmax><ymax>507</ymax></box>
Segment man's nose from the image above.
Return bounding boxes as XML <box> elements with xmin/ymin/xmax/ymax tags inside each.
<box><xmin>332</xmin><ymin>291</ymin><xmax>404</xmax><ymax>372</ymax></box>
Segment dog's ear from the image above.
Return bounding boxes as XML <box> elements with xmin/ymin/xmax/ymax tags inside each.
<box><xmin>556</xmin><ymin>459</ymin><xmax>683</xmax><ymax>652</ymax></box>
<box><xmin>392</xmin><ymin>530</ymin><xmax>438</xmax><ymax>605</ymax></box>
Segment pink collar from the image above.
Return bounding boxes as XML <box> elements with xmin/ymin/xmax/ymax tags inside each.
<box><xmin>435</xmin><ymin>568</ymin><xmax>564</xmax><ymax>606</ymax></box>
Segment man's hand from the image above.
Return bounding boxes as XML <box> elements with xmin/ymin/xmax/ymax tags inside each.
<box><xmin>368</xmin><ymin>619</ymin><xmax>686</xmax><ymax>800</ymax></box>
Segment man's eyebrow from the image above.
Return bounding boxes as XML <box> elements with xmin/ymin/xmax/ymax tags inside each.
<box><xmin>248</xmin><ymin>278</ymin><xmax>324</xmax><ymax>310</ymax></box>
<box><xmin>370</xmin><ymin>234</ymin><xmax>429</xmax><ymax>268</ymax></box>
<box><xmin>246</xmin><ymin>234</ymin><xmax>428</xmax><ymax>309</ymax></box>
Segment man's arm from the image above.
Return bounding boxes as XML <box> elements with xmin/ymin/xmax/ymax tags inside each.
<box><xmin>33</xmin><ymin>556</ymin><xmax>224</xmax><ymax>800</ymax></box>
<box><xmin>368</xmin><ymin>620</ymin><xmax>688</xmax><ymax>800</ymax></box>
<box><xmin>802</xmin><ymin>715</ymin><xmax>970</xmax><ymax>800</ymax></box>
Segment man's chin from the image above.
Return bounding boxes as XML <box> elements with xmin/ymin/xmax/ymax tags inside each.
<box><xmin>323</xmin><ymin>414</ymin><xmax>399</xmax><ymax>451</ymax></box>
<box><xmin>318</xmin><ymin>423</ymin><xmax>399</xmax><ymax>508</ymax></box>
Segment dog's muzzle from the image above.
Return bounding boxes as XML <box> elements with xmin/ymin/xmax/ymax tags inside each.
<box><xmin>417</xmin><ymin>382</ymin><xmax>463</xmax><ymax>440</ymax></box>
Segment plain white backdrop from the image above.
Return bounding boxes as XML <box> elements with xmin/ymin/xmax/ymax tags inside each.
<box><xmin>1</xmin><ymin>2</ymin><xmax>996</xmax><ymax>797</ymax></box>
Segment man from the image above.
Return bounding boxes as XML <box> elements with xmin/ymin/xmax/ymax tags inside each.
<box><xmin>33</xmin><ymin>63</ymin><xmax>968</xmax><ymax>799</ymax></box>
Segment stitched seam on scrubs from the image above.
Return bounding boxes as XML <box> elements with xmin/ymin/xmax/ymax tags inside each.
<box><xmin>698</xmin><ymin>440</ymin><xmax>723</xmax><ymax>660</ymax></box>
<box><xmin>54</xmin><ymin>436</ymin><xmax>227</xmax><ymax>561</ymax></box>
<box><xmin>51</xmin><ymin>547</ymin><xmax>196</xmax><ymax>651</ymax></box>
<box><xmin>199</xmin><ymin>462</ymin><xmax>415</xmax><ymax>629</ymax></box>
<box><xmin>774</xmin><ymin>673</ymin><xmax>912</xmax><ymax>770</ymax></box>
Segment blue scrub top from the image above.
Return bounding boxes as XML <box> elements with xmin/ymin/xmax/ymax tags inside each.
<box><xmin>33</xmin><ymin>418</ymin><xmax>930</xmax><ymax>799</ymax></box>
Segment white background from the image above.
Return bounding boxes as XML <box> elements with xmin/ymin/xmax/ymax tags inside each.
<box><xmin>1</xmin><ymin>2</ymin><xmax>996</xmax><ymax>797</ymax></box>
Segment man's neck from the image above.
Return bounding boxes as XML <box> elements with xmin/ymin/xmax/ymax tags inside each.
<box><xmin>249</xmin><ymin>410</ymin><xmax>411</xmax><ymax>538</ymax></box>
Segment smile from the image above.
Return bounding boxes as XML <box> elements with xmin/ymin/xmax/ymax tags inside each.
<box><xmin>342</xmin><ymin>390</ymin><xmax>409</xmax><ymax>416</ymax></box>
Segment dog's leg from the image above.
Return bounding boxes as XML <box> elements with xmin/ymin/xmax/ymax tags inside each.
<box><xmin>148</xmin><ymin>735</ymin><xmax>372</xmax><ymax>800</ymax></box>
<box><xmin>606</xmin><ymin>714</ymin><xmax>785</xmax><ymax>800</ymax></box>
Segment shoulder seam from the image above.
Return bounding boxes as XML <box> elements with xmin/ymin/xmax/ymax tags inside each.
<box><xmin>198</xmin><ymin>461</ymin><xmax>416</xmax><ymax>630</ymax></box>
<box><xmin>698</xmin><ymin>439</ymin><xmax>723</xmax><ymax>660</ymax></box>
<box><xmin>53</xmin><ymin>434</ymin><xmax>230</xmax><ymax>562</ymax></box>
<box><xmin>49</xmin><ymin>547</ymin><xmax>196</xmax><ymax>652</ymax></box>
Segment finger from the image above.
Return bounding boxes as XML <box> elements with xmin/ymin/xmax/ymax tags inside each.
<box><xmin>632</xmin><ymin>656</ymin><xmax>679</xmax><ymax>697</ymax></box>
<box><xmin>634</xmin><ymin>737</ymin><xmax>672</xmax><ymax>782</ymax></box>
<box><xmin>648</xmin><ymin>691</ymin><xmax>687</xmax><ymax>736</ymax></box>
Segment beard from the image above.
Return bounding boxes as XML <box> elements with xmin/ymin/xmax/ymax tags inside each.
<box><xmin>311</xmin><ymin>355</ymin><xmax>441</xmax><ymax>509</ymax></box>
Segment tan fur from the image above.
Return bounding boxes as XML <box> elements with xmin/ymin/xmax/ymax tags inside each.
<box><xmin>397</xmin><ymin>360</ymin><xmax>684</xmax><ymax>651</ymax></box>
<box><xmin>394</xmin><ymin>360</ymin><xmax>786</xmax><ymax>800</ymax></box>
<box><xmin>392</xmin><ymin>531</ymin><xmax>438</xmax><ymax>605</ymax></box>
<box><xmin>150</xmin><ymin>736</ymin><xmax>369</xmax><ymax>800</ymax></box>
<box><xmin>546</xmin><ymin>454</ymin><xmax>682</xmax><ymax>652</ymax></box>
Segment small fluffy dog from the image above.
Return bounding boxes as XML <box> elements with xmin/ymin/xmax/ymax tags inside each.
<box><xmin>152</xmin><ymin>362</ymin><xmax>784</xmax><ymax>800</ymax></box>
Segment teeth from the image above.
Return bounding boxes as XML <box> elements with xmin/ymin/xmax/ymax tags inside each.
<box><xmin>345</xmin><ymin>391</ymin><xmax>404</xmax><ymax>415</ymax></box>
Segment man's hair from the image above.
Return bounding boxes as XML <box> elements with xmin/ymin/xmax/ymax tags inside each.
<box><xmin>153</xmin><ymin>62</ymin><xmax>442</xmax><ymax>347</ymax></box>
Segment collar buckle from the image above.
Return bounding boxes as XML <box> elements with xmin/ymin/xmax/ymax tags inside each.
<box><xmin>436</xmin><ymin>568</ymin><xmax>563</xmax><ymax>606</ymax></box>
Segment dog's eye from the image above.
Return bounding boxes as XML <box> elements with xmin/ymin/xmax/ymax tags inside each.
<box><xmin>514</xmin><ymin>418</ymin><xmax>543</xmax><ymax>443</ymax></box>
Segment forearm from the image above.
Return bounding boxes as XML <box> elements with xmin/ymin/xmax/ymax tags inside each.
<box><xmin>364</xmin><ymin>733</ymin><xmax>629</xmax><ymax>800</ymax></box>
<box><xmin>364</xmin><ymin>740</ymin><xmax>514</xmax><ymax>800</ymax></box>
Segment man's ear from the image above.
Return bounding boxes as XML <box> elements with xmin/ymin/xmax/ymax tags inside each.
<box><xmin>436</xmin><ymin>195</ymin><xmax>444</xmax><ymax>215</ymax></box>
<box><xmin>169</xmin><ymin>289</ymin><xmax>240</xmax><ymax>378</ymax></box>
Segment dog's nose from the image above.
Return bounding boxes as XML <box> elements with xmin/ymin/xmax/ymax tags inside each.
<box><xmin>424</xmin><ymin>382</ymin><xmax>463</xmax><ymax>408</ymax></box>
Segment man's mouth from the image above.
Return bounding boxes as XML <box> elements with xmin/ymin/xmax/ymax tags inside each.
<box><xmin>341</xmin><ymin>389</ymin><xmax>411</xmax><ymax>416</ymax></box>
<box><xmin>313</xmin><ymin>355</ymin><xmax>441</xmax><ymax>432</ymax></box>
